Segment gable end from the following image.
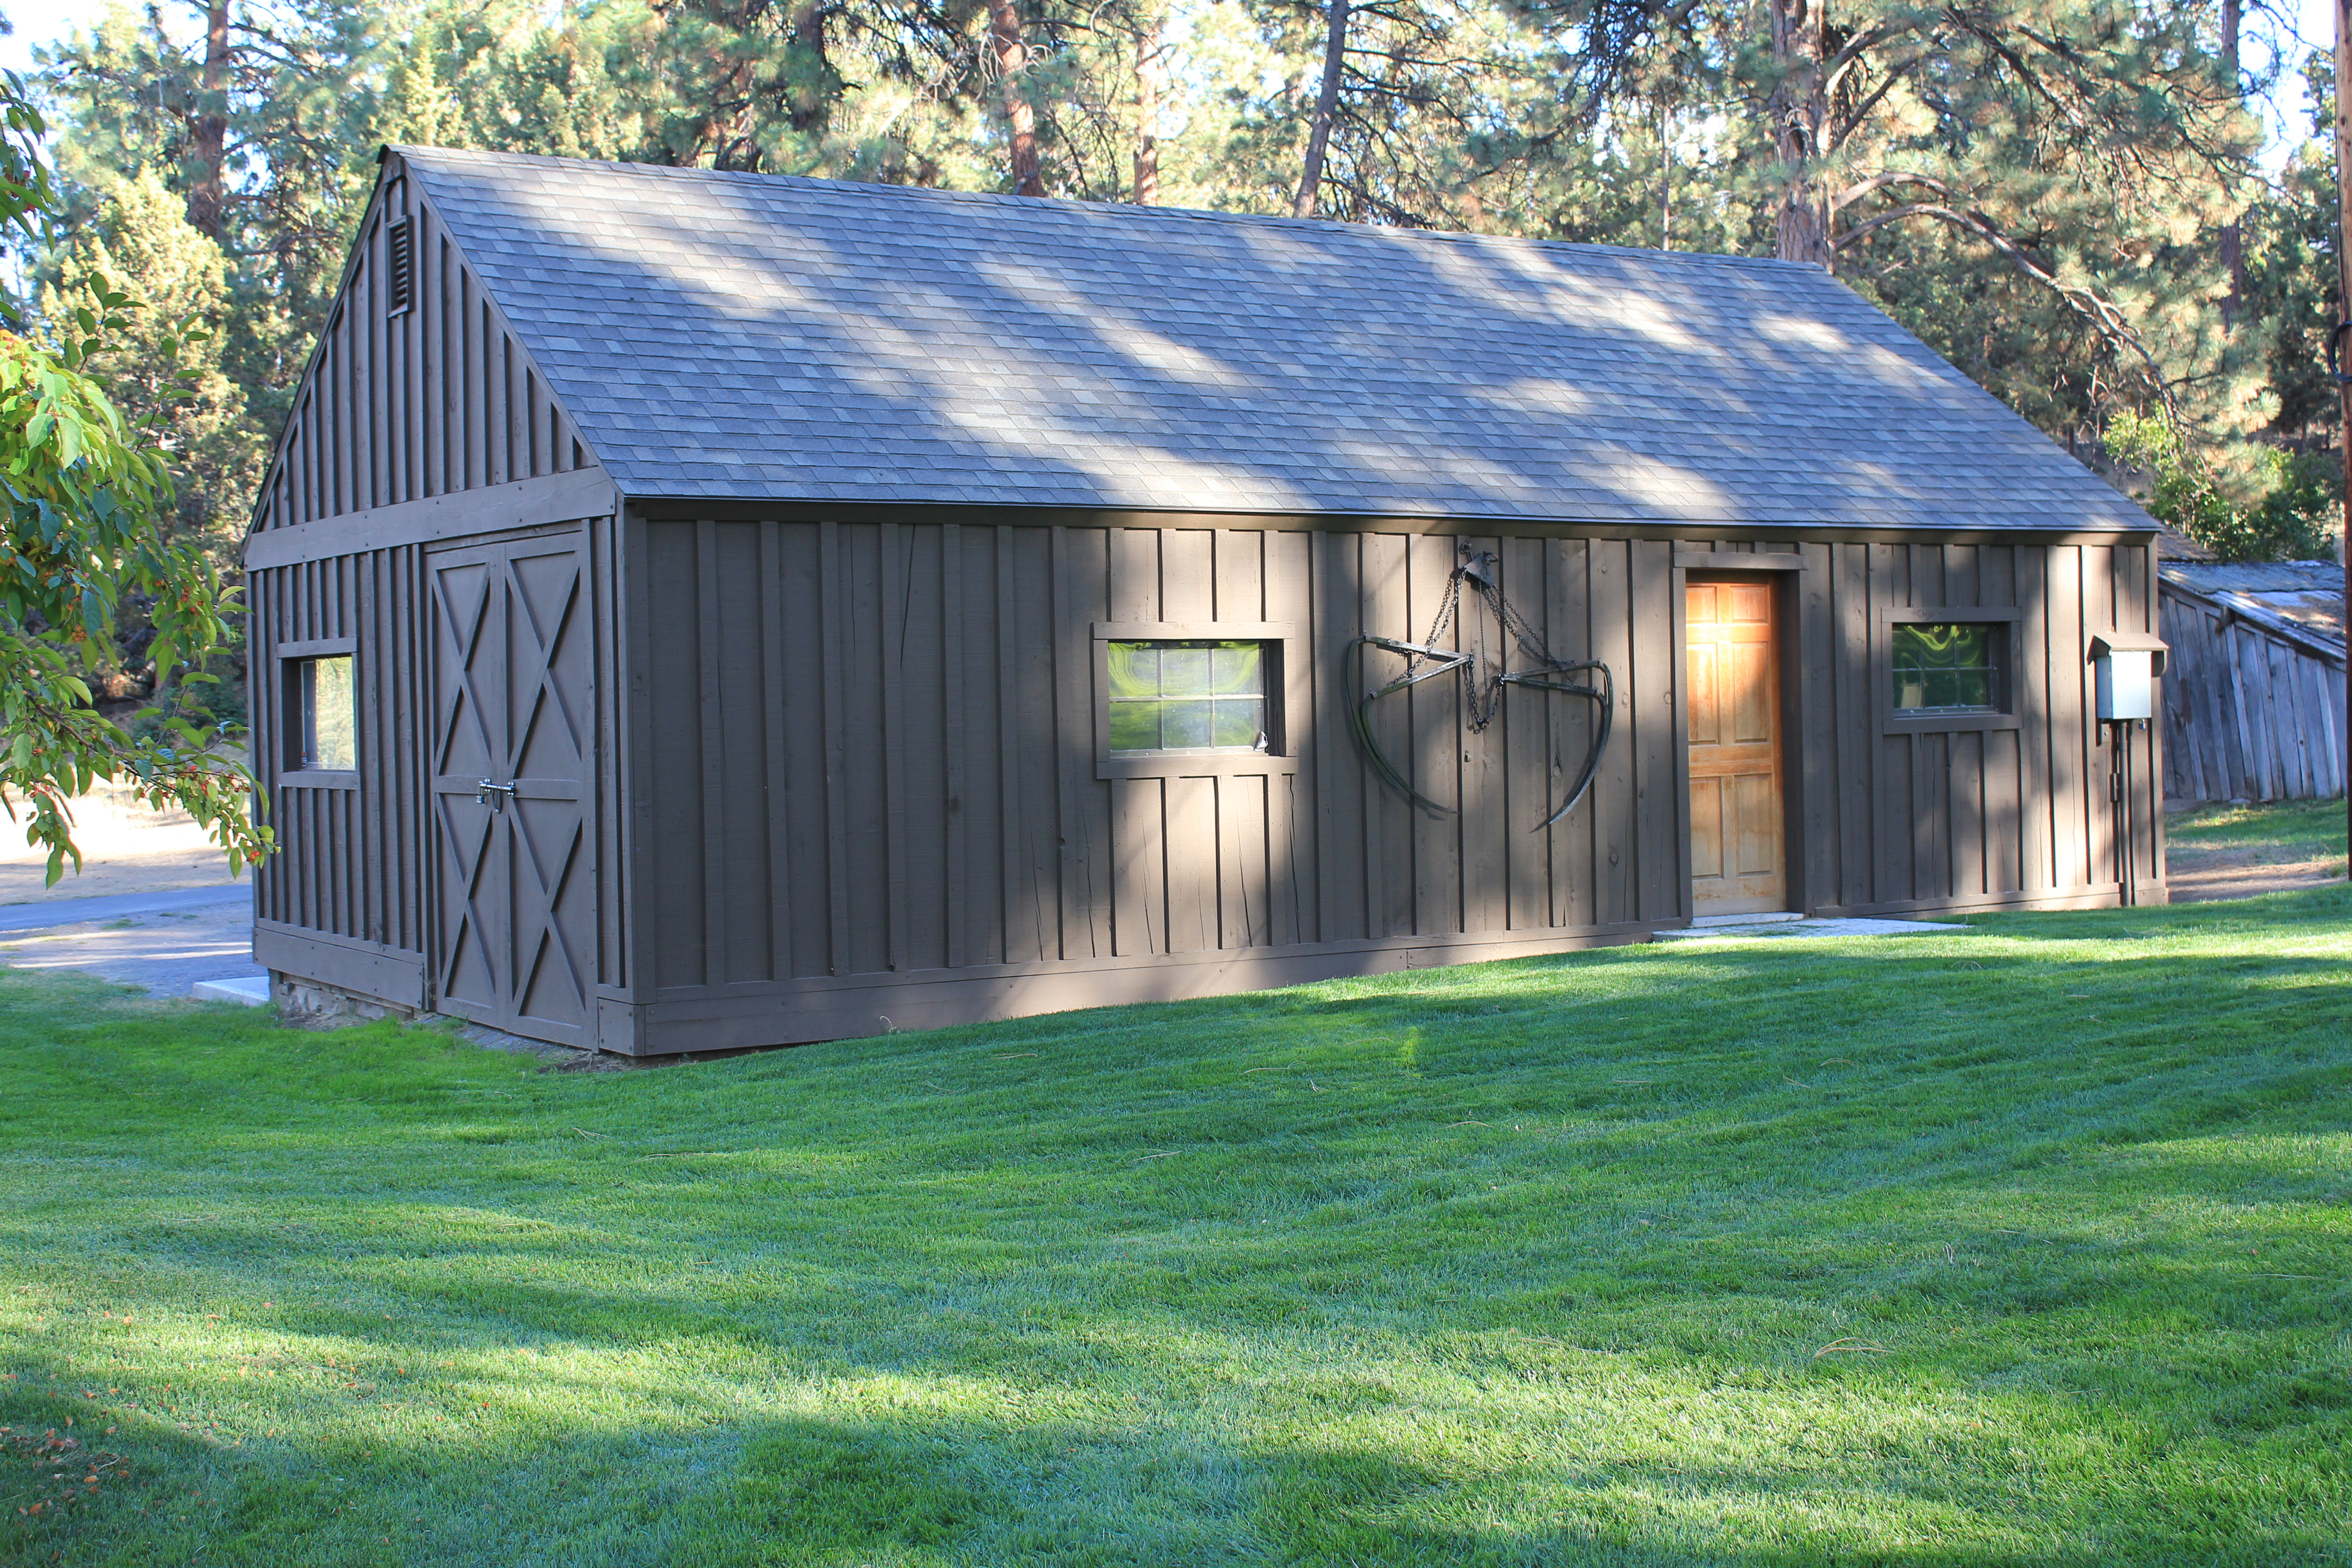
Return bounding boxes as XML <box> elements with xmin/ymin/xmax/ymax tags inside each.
<box><xmin>249</xmin><ymin>153</ymin><xmax>602</xmax><ymax>534</ymax></box>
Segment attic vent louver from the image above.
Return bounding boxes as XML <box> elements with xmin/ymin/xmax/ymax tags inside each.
<box><xmin>386</xmin><ymin>217</ymin><xmax>414</xmax><ymax>316</ymax></box>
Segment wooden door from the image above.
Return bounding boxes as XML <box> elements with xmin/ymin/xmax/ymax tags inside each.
<box><xmin>1686</xmin><ymin>579</ymin><xmax>1787</xmax><ymax>915</ymax></box>
<box><xmin>429</xmin><ymin>532</ymin><xmax>595</xmax><ymax>1047</ymax></box>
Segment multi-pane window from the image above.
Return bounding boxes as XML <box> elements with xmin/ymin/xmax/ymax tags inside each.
<box><xmin>1891</xmin><ymin>623</ymin><xmax>2002</xmax><ymax>715</ymax></box>
<box><xmin>293</xmin><ymin>655</ymin><xmax>358</xmax><ymax>770</ymax></box>
<box><xmin>1107</xmin><ymin>640</ymin><xmax>1269</xmax><ymax>754</ymax></box>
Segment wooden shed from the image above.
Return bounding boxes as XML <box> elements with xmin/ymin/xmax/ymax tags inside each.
<box><xmin>2157</xmin><ymin>560</ymin><xmax>2346</xmax><ymax>806</ymax></box>
<box><xmin>243</xmin><ymin>147</ymin><xmax>2168</xmax><ymax>1056</ymax></box>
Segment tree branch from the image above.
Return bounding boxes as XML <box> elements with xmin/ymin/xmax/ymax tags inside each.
<box><xmin>1833</xmin><ymin>199</ymin><xmax>2180</xmax><ymax>420</ymax></box>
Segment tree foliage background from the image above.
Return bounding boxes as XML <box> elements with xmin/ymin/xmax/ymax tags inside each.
<box><xmin>21</xmin><ymin>0</ymin><xmax>2351</xmax><ymax>581</ymax></box>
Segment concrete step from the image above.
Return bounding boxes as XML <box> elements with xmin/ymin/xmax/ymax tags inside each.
<box><xmin>191</xmin><ymin>975</ymin><xmax>271</xmax><ymax>1006</ymax></box>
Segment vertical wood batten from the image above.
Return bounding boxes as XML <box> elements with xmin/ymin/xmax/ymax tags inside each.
<box><xmin>1054</xmin><ymin>528</ymin><xmax>1113</xmax><ymax>959</ymax></box>
<box><xmin>2046</xmin><ymin>547</ymin><xmax>2088</xmax><ymax>886</ymax></box>
<box><xmin>1630</xmin><ymin>540</ymin><xmax>1679</xmax><ymax>922</ymax></box>
<box><xmin>1269</xmin><ymin>527</ymin><xmax>1313</xmax><ymax>945</ymax></box>
<box><xmin>692</xmin><ymin>519</ymin><xmax>728</xmax><ymax>987</ymax></box>
<box><xmin>1406</xmin><ymin>534</ymin><xmax>1463</xmax><ymax>934</ymax></box>
<box><xmin>1108</xmin><ymin>529</ymin><xmax>1162</xmax><ymax>957</ymax></box>
<box><xmin>878</xmin><ymin>522</ymin><xmax>911</xmax><ymax>971</ymax></box>
<box><xmin>941</xmin><ymin>523</ymin><xmax>969</xmax><ymax>970</ymax></box>
<box><xmin>1313</xmin><ymin>531</ymin><xmax>1365</xmax><ymax>941</ymax></box>
<box><xmin>1797</xmin><ymin>541</ymin><xmax>1838</xmax><ymax>908</ymax></box>
<box><xmin>1459</xmin><ymin>535</ymin><xmax>1506</xmax><ymax>936</ymax></box>
<box><xmin>995</xmin><ymin>526</ymin><xmax>1030</xmax><ymax>965</ymax></box>
<box><xmin>758</xmin><ymin>521</ymin><xmax>793</xmax><ymax>982</ymax></box>
<box><xmin>1548</xmin><ymin>537</ymin><xmax>1597</xmax><ymax>927</ymax></box>
<box><xmin>818</xmin><ymin>521</ymin><xmax>853</xmax><ymax>974</ymax></box>
<box><xmin>1588</xmin><ymin>539</ymin><xmax>1635</xmax><ymax>924</ymax></box>
<box><xmin>1159</xmin><ymin>531</ymin><xmax>1214</xmax><ymax>952</ymax></box>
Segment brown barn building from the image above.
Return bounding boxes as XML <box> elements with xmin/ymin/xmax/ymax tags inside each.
<box><xmin>244</xmin><ymin>147</ymin><xmax>2167</xmax><ymax>1056</ymax></box>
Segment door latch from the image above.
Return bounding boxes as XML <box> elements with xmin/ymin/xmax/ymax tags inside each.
<box><xmin>475</xmin><ymin>778</ymin><xmax>518</xmax><ymax>812</ymax></box>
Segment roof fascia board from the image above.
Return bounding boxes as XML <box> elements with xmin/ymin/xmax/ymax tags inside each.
<box><xmin>621</xmin><ymin>495</ymin><xmax>2156</xmax><ymax>547</ymax></box>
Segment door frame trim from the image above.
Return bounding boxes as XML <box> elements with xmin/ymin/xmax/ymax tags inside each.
<box><xmin>1676</xmin><ymin>559</ymin><xmax>1810</xmax><ymax>920</ymax></box>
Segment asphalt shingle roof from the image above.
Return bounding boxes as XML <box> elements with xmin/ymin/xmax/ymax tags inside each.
<box><xmin>401</xmin><ymin>146</ymin><xmax>2155</xmax><ymax>532</ymax></box>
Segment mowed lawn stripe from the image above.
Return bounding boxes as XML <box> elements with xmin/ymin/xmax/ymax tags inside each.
<box><xmin>2</xmin><ymin>884</ymin><xmax>2347</xmax><ymax>1565</ymax></box>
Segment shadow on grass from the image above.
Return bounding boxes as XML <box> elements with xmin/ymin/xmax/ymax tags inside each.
<box><xmin>4</xmin><ymin>892</ymin><xmax>2349</xmax><ymax>1564</ymax></box>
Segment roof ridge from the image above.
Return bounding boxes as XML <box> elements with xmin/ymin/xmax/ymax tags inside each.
<box><xmin>391</xmin><ymin>143</ymin><xmax>1826</xmax><ymax>275</ymax></box>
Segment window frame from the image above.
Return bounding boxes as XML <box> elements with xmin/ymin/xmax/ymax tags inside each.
<box><xmin>1877</xmin><ymin>607</ymin><xmax>2024</xmax><ymax>735</ymax></box>
<box><xmin>1092</xmin><ymin>620</ymin><xmax>1302</xmax><ymax>779</ymax></box>
<box><xmin>278</xmin><ymin>637</ymin><xmax>362</xmax><ymax>789</ymax></box>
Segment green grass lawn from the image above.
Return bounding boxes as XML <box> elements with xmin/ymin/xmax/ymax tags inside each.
<box><xmin>3</xmin><ymin>887</ymin><xmax>2348</xmax><ymax>1566</ymax></box>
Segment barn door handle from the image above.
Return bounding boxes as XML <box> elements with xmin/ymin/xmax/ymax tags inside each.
<box><xmin>475</xmin><ymin>778</ymin><xmax>517</xmax><ymax>811</ymax></box>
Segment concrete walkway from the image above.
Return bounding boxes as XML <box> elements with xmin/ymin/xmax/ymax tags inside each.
<box><xmin>0</xmin><ymin>884</ymin><xmax>264</xmax><ymax>997</ymax></box>
<box><xmin>1654</xmin><ymin>913</ymin><xmax>1966</xmax><ymax>941</ymax></box>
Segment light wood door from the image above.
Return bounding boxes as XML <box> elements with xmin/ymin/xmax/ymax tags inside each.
<box><xmin>1686</xmin><ymin>579</ymin><xmax>1787</xmax><ymax>914</ymax></box>
<box><xmin>428</xmin><ymin>532</ymin><xmax>595</xmax><ymax>1047</ymax></box>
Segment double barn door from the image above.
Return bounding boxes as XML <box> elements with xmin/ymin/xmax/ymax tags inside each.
<box><xmin>427</xmin><ymin>532</ymin><xmax>597</xmax><ymax>1047</ymax></box>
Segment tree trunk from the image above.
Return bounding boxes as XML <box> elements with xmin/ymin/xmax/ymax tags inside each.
<box><xmin>787</xmin><ymin>0</ymin><xmax>834</xmax><ymax>138</ymax></box>
<box><xmin>2219</xmin><ymin>0</ymin><xmax>2245</xmax><ymax>327</ymax></box>
<box><xmin>1133</xmin><ymin>10</ymin><xmax>1164</xmax><ymax>204</ymax></box>
<box><xmin>986</xmin><ymin>0</ymin><xmax>1045</xmax><ymax>196</ymax></box>
<box><xmin>1293</xmin><ymin>0</ymin><xmax>1348</xmax><ymax>219</ymax></box>
<box><xmin>187</xmin><ymin>0</ymin><xmax>231</xmax><ymax>242</ymax></box>
<box><xmin>1659</xmin><ymin>107</ymin><xmax>1672</xmax><ymax>249</ymax></box>
<box><xmin>2335</xmin><ymin>0</ymin><xmax>2351</xmax><ymax>868</ymax></box>
<box><xmin>1767</xmin><ymin>0</ymin><xmax>1832</xmax><ymax>268</ymax></box>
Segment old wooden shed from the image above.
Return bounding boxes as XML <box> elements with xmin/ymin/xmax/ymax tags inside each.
<box><xmin>244</xmin><ymin>146</ymin><xmax>2168</xmax><ymax>1056</ymax></box>
<box><xmin>2157</xmin><ymin>560</ymin><xmax>2346</xmax><ymax>806</ymax></box>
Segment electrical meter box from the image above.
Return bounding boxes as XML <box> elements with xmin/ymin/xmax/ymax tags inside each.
<box><xmin>2088</xmin><ymin>632</ymin><xmax>2168</xmax><ymax>722</ymax></box>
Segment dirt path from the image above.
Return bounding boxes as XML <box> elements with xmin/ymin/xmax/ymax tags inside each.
<box><xmin>2164</xmin><ymin>844</ymin><xmax>2347</xmax><ymax>902</ymax></box>
<box><xmin>0</xmin><ymin>898</ymin><xmax>261</xmax><ymax>995</ymax></box>
<box><xmin>0</xmin><ymin>780</ymin><xmax>249</xmax><ymax>906</ymax></box>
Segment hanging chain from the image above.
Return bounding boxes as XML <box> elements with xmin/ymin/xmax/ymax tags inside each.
<box><xmin>1408</xmin><ymin>550</ymin><xmax>1564</xmax><ymax>731</ymax></box>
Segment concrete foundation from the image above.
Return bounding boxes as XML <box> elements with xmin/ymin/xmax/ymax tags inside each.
<box><xmin>271</xmin><ymin>971</ymin><xmax>420</xmax><ymax>1029</ymax></box>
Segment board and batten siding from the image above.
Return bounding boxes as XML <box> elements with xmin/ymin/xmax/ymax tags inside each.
<box><xmin>250</xmin><ymin>167</ymin><xmax>595</xmax><ymax>536</ymax></box>
<box><xmin>1678</xmin><ymin>537</ymin><xmax>2161</xmax><ymax>915</ymax></box>
<box><xmin>246</xmin><ymin>161</ymin><xmax>624</xmax><ymax>1008</ymax></box>
<box><xmin>624</xmin><ymin>520</ymin><xmax>1681</xmax><ymax>1049</ymax></box>
<box><xmin>622</xmin><ymin>520</ymin><xmax>2158</xmax><ymax>1054</ymax></box>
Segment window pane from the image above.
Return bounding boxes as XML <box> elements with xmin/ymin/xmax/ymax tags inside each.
<box><xmin>1161</xmin><ymin>699</ymin><xmax>1216</xmax><ymax>750</ymax></box>
<box><xmin>1160</xmin><ymin>645</ymin><xmax>1212</xmax><ymax>695</ymax></box>
<box><xmin>1208</xmin><ymin>643</ymin><xmax>1261</xmax><ymax>695</ymax></box>
<box><xmin>1108</xmin><ymin>701</ymin><xmax>1161</xmax><ymax>754</ymax></box>
<box><xmin>1891</xmin><ymin>624</ymin><xmax>1999</xmax><ymax>714</ymax></box>
<box><xmin>308</xmin><ymin>655</ymin><xmax>357</xmax><ymax>769</ymax></box>
<box><xmin>1211</xmin><ymin>698</ymin><xmax>1264</xmax><ymax>748</ymax></box>
<box><xmin>1107</xmin><ymin>642</ymin><xmax>1158</xmax><ymax>701</ymax></box>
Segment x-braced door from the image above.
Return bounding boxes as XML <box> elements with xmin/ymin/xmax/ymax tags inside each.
<box><xmin>429</xmin><ymin>532</ymin><xmax>595</xmax><ymax>1047</ymax></box>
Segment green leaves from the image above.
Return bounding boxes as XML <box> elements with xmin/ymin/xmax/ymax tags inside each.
<box><xmin>0</xmin><ymin>79</ymin><xmax>270</xmax><ymax>881</ymax></box>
